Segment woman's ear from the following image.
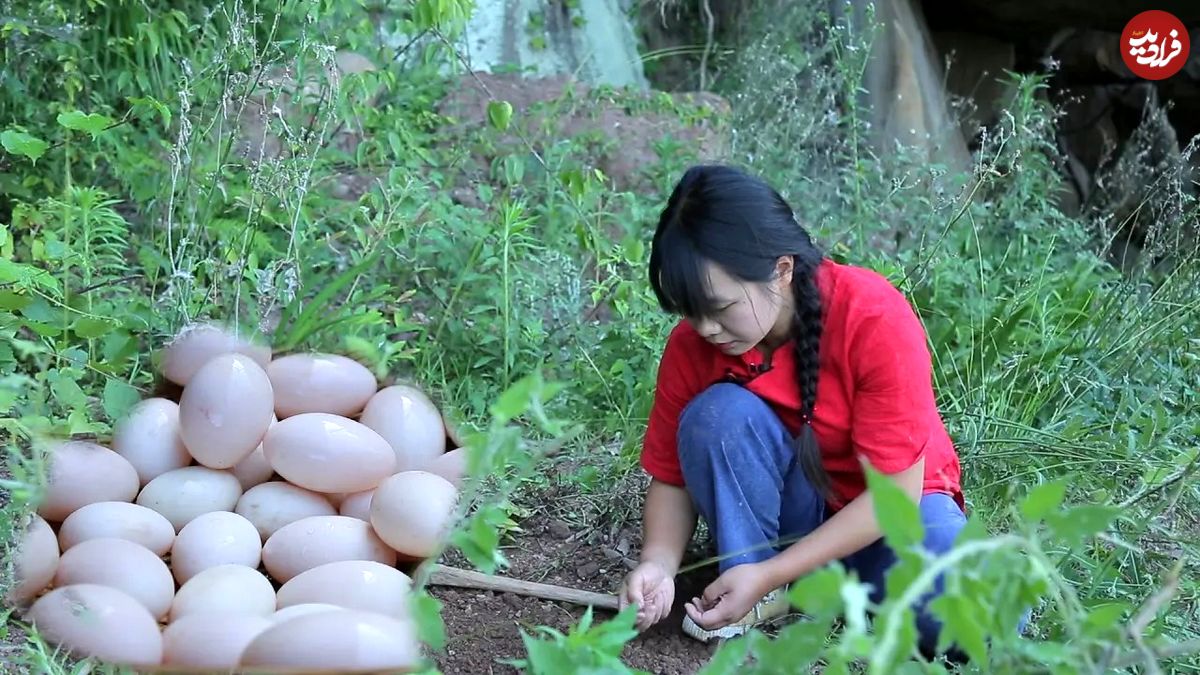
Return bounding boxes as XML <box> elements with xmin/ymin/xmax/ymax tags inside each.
<box><xmin>774</xmin><ymin>255</ymin><xmax>794</xmax><ymax>287</ymax></box>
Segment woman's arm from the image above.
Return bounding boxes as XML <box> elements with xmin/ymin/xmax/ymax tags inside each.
<box><xmin>639</xmin><ymin>478</ymin><xmax>699</xmax><ymax>573</ymax></box>
<box><xmin>761</xmin><ymin>457</ymin><xmax>924</xmax><ymax>589</ymax></box>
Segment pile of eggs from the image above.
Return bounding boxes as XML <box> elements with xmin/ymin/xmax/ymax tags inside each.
<box><xmin>5</xmin><ymin>324</ymin><xmax>469</xmax><ymax>672</ymax></box>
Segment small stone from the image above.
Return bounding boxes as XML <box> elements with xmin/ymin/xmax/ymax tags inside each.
<box><xmin>615</xmin><ymin>535</ymin><xmax>632</xmax><ymax>556</ymax></box>
<box><xmin>601</xmin><ymin>547</ymin><xmax>622</xmax><ymax>562</ymax></box>
<box><xmin>547</xmin><ymin>519</ymin><xmax>572</xmax><ymax>539</ymax></box>
<box><xmin>576</xmin><ymin>562</ymin><xmax>601</xmax><ymax>578</ymax></box>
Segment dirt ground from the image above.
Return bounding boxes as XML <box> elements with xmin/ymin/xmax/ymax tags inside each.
<box><xmin>429</xmin><ymin>512</ymin><xmax>727</xmax><ymax>674</ymax></box>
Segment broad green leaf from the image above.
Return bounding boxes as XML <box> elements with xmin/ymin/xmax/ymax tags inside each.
<box><xmin>56</xmin><ymin>111</ymin><xmax>114</xmax><ymax>138</ymax></box>
<box><xmin>1045</xmin><ymin>504</ymin><xmax>1121</xmax><ymax>548</ymax></box>
<box><xmin>953</xmin><ymin>512</ymin><xmax>989</xmax><ymax>545</ymax></box>
<box><xmin>1</xmin><ymin>129</ymin><xmax>48</xmax><ymax>162</ymax></box>
<box><xmin>1019</xmin><ymin>478</ymin><xmax>1068</xmax><ymax>522</ymax></box>
<box><xmin>102</xmin><ymin>379</ymin><xmax>140</xmax><ymax>422</ymax></box>
<box><xmin>929</xmin><ymin>592</ymin><xmax>989</xmax><ymax>666</ymax></box>
<box><xmin>883</xmin><ymin>547</ymin><xmax>924</xmax><ymax>599</ymax></box>
<box><xmin>72</xmin><ymin>316</ymin><xmax>117</xmax><ymax>339</ymax></box>
<box><xmin>49</xmin><ymin>371</ymin><xmax>88</xmax><ymax>410</ymax></box>
<box><xmin>409</xmin><ymin>591</ymin><xmax>446</xmax><ymax>651</ymax></box>
<box><xmin>487</xmin><ymin>100</ymin><xmax>513</xmax><ymax>131</ymax></box>
<box><xmin>697</xmin><ymin>628</ymin><xmax>753</xmax><ymax>674</ymax></box>
<box><xmin>490</xmin><ymin>374</ymin><xmax>536</xmax><ymax>422</ymax></box>
<box><xmin>127</xmin><ymin>96</ymin><xmax>172</xmax><ymax>127</ymax></box>
<box><xmin>864</xmin><ymin>465</ymin><xmax>923</xmax><ymax>550</ymax></box>
<box><xmin>1081</xmin><ymin>601</ymin><xmax>1129</xmax><ymax>636</ymax></box>
<box><xmin>0</xmin><ymin>291</ymin><xmax>32</xmax><ymax>311</ymax></box>
<box><xmin>0</xmin><ymin>258</ymin><xmax>61</xmax><ymax>292</ymax></box>
<box><xmin>787</xmin><ymin>564</ymin><xmax>847</xmax><ymax>619</ymax></box>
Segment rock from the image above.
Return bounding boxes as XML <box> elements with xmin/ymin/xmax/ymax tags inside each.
<box><xmin>546</xmin><ymin>519</ymin><xmax>572</xmax><ymax>539</ymax></box>
<box><xmin>455</xmin><ymin>0</ymin><xmax>649</xmax><ymax>90</ymax></box>
<box><xmin>575</xmin><ymin>562</ymin><xmax>601</xmax><ymax>579</ymax></box>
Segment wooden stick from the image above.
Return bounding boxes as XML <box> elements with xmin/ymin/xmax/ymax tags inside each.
<box><xmin>427</xmin><ymin>563</ymin><xmax>620</xmax><ymax>610</ymax></box>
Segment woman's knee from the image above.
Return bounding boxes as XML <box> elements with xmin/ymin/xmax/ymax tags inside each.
<box><xmin>676</xmin><ymin>383</ymin><xmax>773</xmax><ymax>454</ymax></box>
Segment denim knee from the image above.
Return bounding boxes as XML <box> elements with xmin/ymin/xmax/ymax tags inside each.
<box><xmin>676</xmin><ymin>382</ymin><xmax>774</xmax><ymax>459</ymax></box>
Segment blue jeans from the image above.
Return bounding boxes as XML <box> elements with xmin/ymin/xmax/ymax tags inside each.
<box><xmin>676</xmin><ymin>382</ymin><xmax>970</xmax><ymax>656</ymax></box>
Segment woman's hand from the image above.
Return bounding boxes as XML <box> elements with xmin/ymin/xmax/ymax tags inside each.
<box><xmin>618</xmin><ymin>560</ymin><xmax>676</xmax><ymax>632</ymax></box>
<box><xmin>683</xmin><ymin>561</ymin><xmax>773</xmax><ymax>630</ymax></box>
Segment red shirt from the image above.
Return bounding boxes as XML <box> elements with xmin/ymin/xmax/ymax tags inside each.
<box><xmin>641</xmin><ymin>258</ymin><xmax>964</xmax><ymax>511</ymax></box>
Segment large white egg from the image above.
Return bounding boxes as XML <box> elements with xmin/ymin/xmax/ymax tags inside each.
<box><xmin>160</xmin><ymin>322</ymin><xmax>271</xmax><ymax>386</ymax></box>
<box><xmin>136</xmin><ymin>466</ymin><xmax>242</xmax><ymax>531</ymax></box>
<box><xmin>53</xmin><ymin>538</ymin><xmax>175</xmax><ymax>620</ymax></box>
<box><xmin>235</xmin><ymin>481</ymin><xmax>337</xmax><ymax>540</ymax></box>
<box><xmin>37</xmin><ymin>441</ymin><xmax>140</xmax><ymax>521</ymax></box>
<box><xmin>262</xmin><ymin>413</ymin><xmax>396</xmax><ymax>493</ymax></box>
<box><xmin>337</xmin><ymin>489</ymin><xmax>373</xmax><ymax>521</ymax></box>
<box><xmin>6</xmin><ymin>515</ymin><xmax>59</xmax><ymax>605</ymax></box>
<box><xmin>58</xmin><ymin>501</ymin><xmax>176</xmax><ymax>555</ymax></box>
<box><xmin>359</xmin><ymin>384</ymin><xmax>447</xmax><ymax>472</ymax></box>
<box><xmin>270</xmin><ymin>603</ymin><xmax>343</xmax><ymax>624</ymax></box>
<box><xmin>178</xmin><ymin>353</ymin><xmax>274</xmax><ymax>469</ymax></box>
<box><xmin>231</xmin><ymin>442</ymin><xmax>275</xmax><ymax>490</ymax></box>
<box><xmin>262</xmin><ymin>515</ymin><xmax>395</xmax><ymax>583</ymax></box>
<box><xmin>267</xmin><ymin>353</ymin><xmax>378</xmax><ymax>419</ymax></box>
<box><xmin>277</xmin><ymin>560</ymin><xmax>412</xmax><ymax>619</ymax></box>
<box><xmin>423</xmin><ymin>446</ymin><xmax>468</xmax><ymax>489</ymax></box>
<box><xmin>111</xmin><ymin>397</ymin><xmax>192</xmax><ymax>486</ymax></box>
<box><xmin>370</xmin><ymin>470</ymin><xmax>459</xmax><ymax>559</ymax></box>
<box><xmin>170</xmin><ymin>564</ymin><xmax>276</xmax><ymax>621</ymax></box>
<box><xmin>28</xmin><ymin>584</ymin><xmax>162</xmax><ymax>666</ymax></box>
<box><xmin>171</xmin><ymin>511</ymin><xmax>262</xmax><ymax>584</ymax></box>
<box><xmin>163</xmin><ymin>613</ymin><xmax>272</xmax><ymax>668</ymax></box>
<box><xmin>239</xmin><ymin>609</ymin><xmax>421</xmax><ymax>671</ymax></box>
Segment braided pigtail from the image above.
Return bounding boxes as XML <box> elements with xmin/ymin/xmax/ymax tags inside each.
<box><xmin>789</xmin><ymin>255</ymin><xmax>831</xmax><ymax>499</ymax></box>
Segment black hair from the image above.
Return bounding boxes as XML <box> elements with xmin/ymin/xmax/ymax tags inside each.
<box><xmin>648</xmin><ymin>163</ymin><xmax>831</xmax><ymax>499</ymax></box>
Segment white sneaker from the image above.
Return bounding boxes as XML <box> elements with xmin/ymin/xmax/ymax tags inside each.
<box><xmin>681</xmin><ymin>585</ymin><xmax>791</xmax><ymax>642</ymax></box>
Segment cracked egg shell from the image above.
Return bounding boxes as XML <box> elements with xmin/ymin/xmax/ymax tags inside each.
<box><xmin>28</xmin><ymin>584</ymin><xmax>162</xmax><ymax>666</ymax></box>
<box><xmin>267</xmin><ymin>353</ymin><xmax>378</xmax><ymax>419</ymax></box>
<box><xmin>178</xmin><ymin>353</ymin><xmax>274</xmax><ymax>469</ymax></box>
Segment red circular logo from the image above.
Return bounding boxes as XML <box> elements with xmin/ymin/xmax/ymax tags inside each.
<box><xmin>1121</xmin><ymin>10</ymin><xmax>1190</xmax><ymax>80</ymax></box>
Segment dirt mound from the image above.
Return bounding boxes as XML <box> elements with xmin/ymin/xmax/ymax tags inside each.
<box><xmin>436</xmin><ymin>72</ymin><xmax>731</xmax><ymax>198</ymax></box>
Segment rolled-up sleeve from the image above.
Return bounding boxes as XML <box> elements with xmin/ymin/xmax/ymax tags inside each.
<box><xmin>641</xmin><ymin>324</ymin><xmax>701</xmax><ymax>486</ymax></box>
<box><xmin>848</xmin><ymin>298</ymin><xmax>936</xmax><ymax>474</ymax></box>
